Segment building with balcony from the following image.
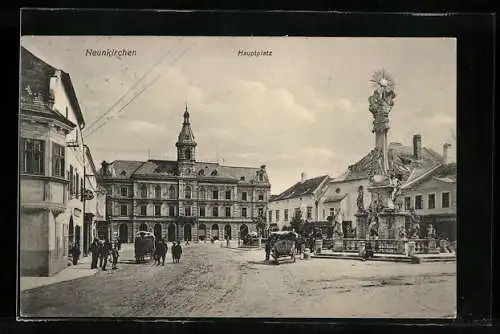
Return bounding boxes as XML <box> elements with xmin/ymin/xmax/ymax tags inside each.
<box><xmin>97</xmin><ymin>107</ymin><xmax>271</xmax><ymax>243</ymax></box>
<box><xmin>19</xmin><ymin>46</ymin><xmax>87</xmax><ymax>276</ymax></box>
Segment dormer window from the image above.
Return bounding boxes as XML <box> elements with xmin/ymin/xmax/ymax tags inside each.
<box><xmin>198</xmin><ymin>169</ymin><xmax>205</xmax><ymax>176</ymax></box>
<box><xmin>240</xmin><ymin>176</ymin><xmax>245</xmax><ymax>181</ymax></box>
<box><xmin>120</xmin><ymin>170</ymin><xmax>127</xmax><ymax>176</ymax></box>
<box><xmin>211</xmin><ymin>170</ymin><xmax>218</xmax><ymax>176</ymax></box>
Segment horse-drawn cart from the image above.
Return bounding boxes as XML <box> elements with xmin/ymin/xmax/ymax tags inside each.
<box><xmin>134</xmin><ymin>231</ymin><xmax>155</xmax><ymax>263</ymax></box>
<box><xmin>270</xmin><ymin>231</ymin><xmax>298</xmax><ymax>265</ymax></box>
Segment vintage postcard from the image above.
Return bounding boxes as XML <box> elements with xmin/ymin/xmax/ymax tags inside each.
<box><xmin>18</xmin><ymin>36</ymin><xmax>457</xmax><ymax>318</ymax></box>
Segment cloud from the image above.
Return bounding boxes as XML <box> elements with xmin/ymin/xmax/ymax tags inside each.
<box><xmin>21</xmin><ymin>36</ymin><xmax>456</xmax><ymax>194</ymax></box>
<box><xmin>425</xmin><ymin>114</ymin><xmax>456</xmax><ymax>126</ymax></box>
<box><xmin>304</xmin><ymin>147</ymin><xmax>336</xmax><ymax>159</ymax></box>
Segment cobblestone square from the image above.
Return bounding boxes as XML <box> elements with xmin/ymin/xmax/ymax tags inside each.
<box><xmin>20</xmin><ymin>243</ymin><xmax>456</xmax><ymax>318</ymax></box>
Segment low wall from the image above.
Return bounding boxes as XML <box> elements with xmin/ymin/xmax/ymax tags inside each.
<box><xmin>321</xmin><ymin>238</ymin><xmax>441</xmax><ymax>255</ymax></box>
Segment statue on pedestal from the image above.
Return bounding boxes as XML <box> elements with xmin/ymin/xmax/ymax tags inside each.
<box><xmin>356</xmin><ymin>185</ymin><xmax>365</xmax><ymax>213</ymax></box>
<box><xmin>409</xmin><ymin>209</ymin><xmax>421</xmax><ymax>239</ymax></box>
<box><xmin>427</xmin><ymin>224</ymin><xmax>436</xmax><ymax>239</ymax></box>
<box><xmin>333</xmin><ymin>209</ymin><xmax>344</xmax><ymax>238</ymax></box>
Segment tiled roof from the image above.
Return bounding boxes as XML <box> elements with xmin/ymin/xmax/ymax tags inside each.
<box><xmin>271</xmin><ymin>175</ymin><xmax>329</xmax><ymax>202</ymax></box>
<box><xmin>20</xmin><ymin>46</ymin><xmax>85</xmax><ymax>127</ymax></box>
<box><xmin>100</xmin><ymin>160</ymin><xmax>145</xmax><ymax>179</ymax></box>
<box><xmin>98</xmin><ymin>159</ymin><xmax>269</xmax><ymax>184</ymax></box>
<box><xmin>335</xmin><ymin>143</ymin><xmax>442</xmax><ymax>185</ymax></box>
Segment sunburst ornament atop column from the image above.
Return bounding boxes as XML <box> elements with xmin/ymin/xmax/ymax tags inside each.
<box><xmin>367</xmin><ymin>69</ymin><xmax>397</xmax><ymax>176</ymax></box>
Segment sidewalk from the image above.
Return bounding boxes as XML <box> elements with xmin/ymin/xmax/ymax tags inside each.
<box><xmin>20</xmin><ymin>256</ymin><xmax>98</xmax><ymax>292</ymax></box>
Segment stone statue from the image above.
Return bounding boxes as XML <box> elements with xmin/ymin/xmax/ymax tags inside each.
<box><xmin>427</xmin><ymin>224</ymin><xmax>436</xmax><ymax>239</ymax></box>
<box><xmin>356</xmin><ymin>186</ymin><xmax>365</xmax><ymax>212</ymax></box>
<box><xmin>334</xmin><ymin>209</ymin><xmax>344</xmax><ymax>237</ymax></box>
<box><xmin>368</xmin><ymin>70</ymin><xmax>397</xmax><ymax>115</ymax></box>
<box><xmin>409</xmin><ymin>209</ymin><xmax>421</xmax><ymax>239</ymax></box>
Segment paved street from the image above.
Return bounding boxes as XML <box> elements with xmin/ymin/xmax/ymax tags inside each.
<box><xmin>20</xmin><ymin>242</ymin><xmax>456</xmax><ymax>318</ymax></box>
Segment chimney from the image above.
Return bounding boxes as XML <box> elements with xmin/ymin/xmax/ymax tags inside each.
<box><xmin>300</xmin><ymin>172</ymin><xmax>306</xmax><ymax>183</ymax></box>
<box><xmin>443</xmin><ymin>143</ymin><xmax>451</xmax><ymax>164</ymax></box>
<box><xmin>413</xmin><ymin>134</ymin><xmax>422</xmax><ymax>160</ymax></box>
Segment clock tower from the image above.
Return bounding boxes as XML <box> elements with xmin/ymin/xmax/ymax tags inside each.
<box><xmin>176</xmin><ymin>105</ymin><xmax>197</xmax><ymax>176</ymax></box>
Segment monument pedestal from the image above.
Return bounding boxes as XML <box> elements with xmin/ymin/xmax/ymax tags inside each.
<box><xmin>333</xmin><ymin>238</ymin><xmax>344</xmax><ymax>252</ymax></box>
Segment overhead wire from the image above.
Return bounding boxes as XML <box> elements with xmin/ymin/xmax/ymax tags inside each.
<box><xmin>84</xmin><ymin>40</ymin><xmax>198</xmax><ymax>140</ymax></box>
<box><xmin>83</xmin><ymin>48</ymin><xmax>173</xmax><ymax>135</ymax></box>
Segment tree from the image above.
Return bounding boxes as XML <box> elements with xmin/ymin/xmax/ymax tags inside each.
<box><xmin>290</xmin><ymin>209</ymin><xmax>304</xmax><ymax>234</ymax></box>
<box><xmin>256</xmin><ymin>217</ymin><xmax>266</xmax><ymax>237</ymax></box>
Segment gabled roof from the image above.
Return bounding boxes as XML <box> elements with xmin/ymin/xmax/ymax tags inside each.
<box><xmin>20</xmin><ymin>46</ymin><xmax>85</xmax><ymax>128</ymax></box>
<box><xmin>404</xmin><ymin>162</ymin><xmax>457</xmax><ymax>189</ymax></box>
<box><xmin>334</xmin><ymin>143</ymin><xmax>442</xmax><ymax>185</ymax></box>
<box><xmin>271</xmin><ymin>175</ymin><xmax>329</xmax><ymax>202</ymax></box>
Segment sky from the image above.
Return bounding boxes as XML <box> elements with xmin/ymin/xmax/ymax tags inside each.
<box><xmin>20</xmin><ymin>36</ymin><xmax>457</xmax><ymax>195</ymax></box>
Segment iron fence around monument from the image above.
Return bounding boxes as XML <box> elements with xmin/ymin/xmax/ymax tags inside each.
<box><xmin>321</xmin><ymin>238</ymin><xmax>440</xmax><ymax>255</ymax></box>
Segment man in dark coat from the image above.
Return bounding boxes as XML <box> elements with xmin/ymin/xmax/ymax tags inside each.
<box><xmin>265</xmin><ymin>237</ymin><xmax>272</xmax><ymax>261</ymax></box>
<box><xmin>89</xmin><ymin>238</ymin><xmax>100</xmax><ymax>269</ymax></box>
<box><xmin>174</xmin><ymin>240</ymin><xmax>183</xmax><ymax>263</ymax></box>
<box><xmin>101</xmin><ymin>238</ymin><xmax>112</xmax><ymax>271</ymax></box>
<box><xmin>71</xmin><ymin>242</ymin><xmax>81</xmax><ymax>265</ymax></box>
<box><xmin>160</xmin><ymin>239</ymin><xmax>168</xmax><ymax>265</ymax></box>
<box><xmin>171</xmin><ymin>241</ymin><xmax>177</xmax><ymax>263</ymax></box>
<box><xmin>98</xmin><ymin>239</ymin><xmax>105</xmax><ymax>268</ymax></box>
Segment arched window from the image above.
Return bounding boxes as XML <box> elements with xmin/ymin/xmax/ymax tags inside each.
<box><xmin>185</xmin><ymin>186</ymin><xmax>192</xmax><ymax>199</ymax></box>
<box><xmin>155</xmin><ymin>185</ymin><xmax>161</xmax><ymax>199</ymax></box>
<box><xmin>199</xmin><ymin>187</ymin><xmax>205</xmax><ymax>200</ymax></box>
<box><xmin>140</xmin><ymin>184</ymin><xmax>147</xmax><ymax>198</ymax></box>
<box><xmin>169</xmin><ymin>185</ymin><xmax>176</xmax><ymax>199</ymax></box>
<box><xmin>185</xmin><ymin>148</ymin><xmax>191</xmax><ymax>160</ymax></box>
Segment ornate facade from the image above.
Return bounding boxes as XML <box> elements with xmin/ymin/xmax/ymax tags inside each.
<box><xmin>97</xmin><ymin>107</ymin><xmax>271</xmax><ymax>243</ymax></box>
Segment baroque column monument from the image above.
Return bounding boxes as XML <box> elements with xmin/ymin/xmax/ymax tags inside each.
<box><xmin>356</xmin><ymin>70</ymin><xmax>408</xmax><ymax>243</ymax></box>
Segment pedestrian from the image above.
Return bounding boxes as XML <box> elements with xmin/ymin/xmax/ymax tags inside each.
<box><xmin>185</xmin><ymin>239</ymin><xmax>190</xmax><ymax>246</ymax></box>
<box><xmin>98</xmin><ymin>239</ymin><xmax>105</xmax><ymax>268</ymax></box>
<box><xmin>160</xmin><ymin>239</ymin><xmax>168</xmax><ymax>266</ymax></box>
<box><xmin>111</xmin><ymin>245</ymin><xmax>119</xmax><ymax>270</ymax></box>
<box><xmin>155</xmin><ymin>239</ymin><xmax>163</xmax><ymax>265</ymax></box>
<box><xmin>116</xmin><ymin>236</ymin><xmax>121</xmax><ymax>251</ymax></box>
<box><xmin>71</xmin><ymin>242</ymin><xmax>81</xmax><ymax>265</ymax></box>
<box><xmin>101</xmin><ymin>238</ymin><xmax>112</xmax><ymax>271</ymax></box>
<box><xmin>89</xmin><ymin>238</ymin><xmax>100</xmax><ymax>269</ymax></box>
<box><xmin>171</xmin><ymin>241</ymin><xmax>177</xmax><ymax>263</ymax></box>
<box><xmin>175</xmin><ymin>240</ymin><xmax>183</xmax><ymax>263</ymax></box>
<box><xmin>265</xmin><ymin>238</ymin><xmax>271</xmax><ymax>261</ymax></box>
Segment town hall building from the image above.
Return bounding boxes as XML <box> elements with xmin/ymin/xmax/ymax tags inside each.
<box><xmin>97</xmin><ymin>107</ymin><xmax>271</xmax><ymax>243</ymax></box>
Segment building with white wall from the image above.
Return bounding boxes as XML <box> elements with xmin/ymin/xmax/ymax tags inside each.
<box><xmin>268</xmin><ymin>173</ymin><xmax>330</xmax><ymax>231</ymax></box>
<box><xmin>19</xmin><ymin>46</ymin><xmax>88</xmax><ymax>276</ymax></box>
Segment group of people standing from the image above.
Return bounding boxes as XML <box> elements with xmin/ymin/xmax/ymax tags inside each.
<box><xmin>89</xmin><ymin>237</ymin><xmax>120</xmax><ymax>271</ymax></box>
<box><xmin>153</xmin><ymin>239</ymin><xmax>184</xmax><ymax>265</ymax></box>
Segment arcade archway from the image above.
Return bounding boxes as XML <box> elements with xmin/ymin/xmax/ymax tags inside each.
<box><xmin>211</xmin><ymin>224</ymin><xmax>219</xmax><ymax>240</ymax></box>
<box><xmin>184</xmin><ymin>223</ymin><xmax>192</xmax><ymax>241</ymax></box>
<box><xmin>240</xmin><ymin>224</ymin><xmax>249</xmax><ymax>239</ymax></box>
<box><xmin>224</xmin><ymin>224</ymin><xmax>232</xmax><ymax>240</ymax></box>
<box><xmin>198</xmin><ymin>223</ymin><xmax>207</xmax><ymax>241</ymax></box>
<box><xmin>154</xmin><ymin>223</ymin><xmax>162</xmax><ymax>240</ymax></box>
<box><xmin>119</xmin><ymin>223</ymin><xmax>128</xmax><ymax>243</ymax></box>
<box><xmin>167</xmin><ymin>224</ymin><xmax>176</xmax><ymax>242</ymax></box>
